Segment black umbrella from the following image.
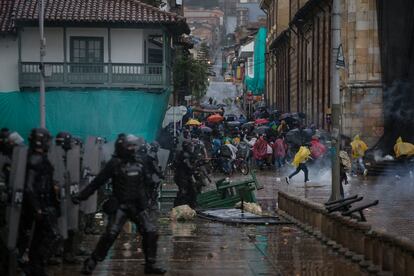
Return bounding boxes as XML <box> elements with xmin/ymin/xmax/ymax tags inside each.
<box><xmin>200</xmin><ymin>126</ymin><xmax>213</xmax><ymax>133</ymax></box>
<box><xmin>242</xmin><ymin>121</ymin><xmax>255</xmax><ymax>128</ymax></box>
<box><xmin>270</xmin><ymin>110</ymin><xmax>281</xmax><ymax>118</ymax></box>
<box><xmin>302</xmin><ymin>128</ymin><xmax>314</xmax><ymax>142</ymax></box>
<box><xmin>201</xmin><ymin>103</ymin><xmax>218</xmax><ymax>110</ymax></box>
<box><xmin>227</xmin><ymin>121</ymin><xmax>241</xmax><ymax>128</ymax></box>
<box><xmin>254</xmin><ymin>126</ymin><xmax>270</xmax><ymax>135</ymax></box>
<box><xmin>280</xmin><ymin>113</ymin><xmax>291</xmax><ymax>120</ymax></box>
<box><xmin>286</xmin><ymin>129</ymin><xmax>302</xmax><ymax>146</ymax></box>
<box><xmin>224</xmin><ymin>114</ymin><xmax>237</xmax><ymax>121</ymax></box>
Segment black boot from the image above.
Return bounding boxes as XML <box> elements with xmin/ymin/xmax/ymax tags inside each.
<box><xmin>81</xmin><ymin>257</ymin><xmax>97</xmax><ymax>275</ymax></box>
<box><xmin>26</xmin><ymin>262</ymin><xmax>48</xmax><ymax>276</ymax></box>
<box><xmin>144</xmin><ymin>262</ymin><xmax>166</xmax><ymax>274</ymax></box>
<box><xmin>143</xmin><ymin>232</ymin><xmax>166</xmax><ymax>274</ymax></box>
<box><xmin>63</xmin><ymin>252</ymin><xmax>82</xmax><ymax>264</ymax></box>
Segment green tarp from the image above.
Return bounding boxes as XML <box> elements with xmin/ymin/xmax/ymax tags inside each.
<box><xmin>245</xmin><ymin>27</ymin><xmax>267</xmax><ymax>95</ymax></box>
<box><xmin>0</xmin><ymin>89</ymin><xmax>170</xmax><ymax>141</ymax></box>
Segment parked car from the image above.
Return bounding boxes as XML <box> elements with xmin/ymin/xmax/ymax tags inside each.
<box><xmin>208</xmin><ymin>71</ymin><xmax>217</xmax><ymax>77</ymax></box>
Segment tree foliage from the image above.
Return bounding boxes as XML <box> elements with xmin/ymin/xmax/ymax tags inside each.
<box><xmin>197</xmin><ymin>42</ymin><xmax>210</xmax><ymax>62</ymax></box>
<box><xmin>173</xmin><ymin>53</ymin><xmax>209</xmax><ymax>101</ymax></box>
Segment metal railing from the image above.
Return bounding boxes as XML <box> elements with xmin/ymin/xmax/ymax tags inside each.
<box><xmin>19</xmin><ymin>62</ymin><xmax>165</xmax><ymax>88</ymax></box>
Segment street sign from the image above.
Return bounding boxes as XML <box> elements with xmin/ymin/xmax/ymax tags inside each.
<box><xmin>247</xmin><ymin>93</ymin><xmax>253</xmax><ymax>102</ymax></box>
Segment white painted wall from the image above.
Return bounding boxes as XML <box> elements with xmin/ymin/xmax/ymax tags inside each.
<box><xmin>21</xmin><ymin>27</ymin><xmax>63</xmax><ymax>62</ymax></box>
<box><xmin>0</xmin><ymin>36</ymin><xmax>19</xmax><ymax>92</ymax></box>
<box><xmin>21</xmin><ymin>27</ymin><xmax>148</xmax><ymax>63</ymax></box>
<box><xmin>111</xmin><ymin>29</ymin><xmax>144</xmax><ymax>63</ymax></box>
<box><xmin>1</xmin><ymin>27</ymin><xmax>157</xmax><ymax>91</ymax></box>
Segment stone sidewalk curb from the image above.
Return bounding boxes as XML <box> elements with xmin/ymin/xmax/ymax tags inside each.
<box><xmin>277</xmin><ymin>191</ymin><xmax>414</xmax><ymax>276</ymax></box>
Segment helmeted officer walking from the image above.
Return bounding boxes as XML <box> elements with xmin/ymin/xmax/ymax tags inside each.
<box><xmin>173</xmin><ymin>140</ymin><xmax>198</xmax><ymax>208</ymax></box>
<box><xmin>72</xmin><ymin>134</ymin><xmax>166</xmax><ymax>275</ymax></box>
<box><xmin>24</xmin><ymin>128</ymin><xmax>62</xmax><ymax>276</ymax></box>
<box><xmin>145</xmin><ymin>142</ymin><xmax>164</xmax><ymax>209</ymax></box>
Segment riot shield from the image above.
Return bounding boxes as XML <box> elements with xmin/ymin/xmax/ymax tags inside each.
<box><xmin>101</xmin><ymin>141</ymin><xmax>114</xmax><ymax>164</ymax></box>
<box><xmin>48</xmin><ymin>144</ymin><xmax>68</xmax><ymax>239</ymax></box>
<box><xmin>0</xmin><ymin>153</ymin><xmax>10</xmax><ymax>241</ymax></box>
<box><xmin>157</xmin><ymin>148</ymin><xmax>170</xmax><ymax>174</ymax></box>
<box><xmin>6</xmin><ymin>146</ymin><xmax>27</xmax><ymax>250</ymax></box>
<box><xmin>66</xmin><ymin>145</ymin><xmax>81</xmax><ymax>231</ymax></box>
<box><xmin>80</xmin><ymin>137</ymin><xmax>102</xmax><ymax>214</ymax></box>
<box><xmin>0</xmin><ymin>153</ymin><xmax>9</xmax><ymax>213</ymax></box>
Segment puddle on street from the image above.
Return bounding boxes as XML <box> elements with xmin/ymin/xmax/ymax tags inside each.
<box><xmin>47</xmin><ymin>214</ymin><xmax>367</xmax><ymax>276</ymax></box>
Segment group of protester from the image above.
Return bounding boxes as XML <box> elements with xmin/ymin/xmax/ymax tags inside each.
<box><xmin>166</xmin><ymin>103</ymin><xmax>385</xmax><ymax>201</ymax></box>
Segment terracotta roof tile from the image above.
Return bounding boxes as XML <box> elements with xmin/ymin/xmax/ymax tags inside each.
<box><xmin>0</xmin><ymin>0</ymin><xmax>14</xmax><ymax>33</ymax></box>
<box><xmin>0</xmin><ymin>0</ymin><xmax>189</xmax><ymax>34</ymax></box>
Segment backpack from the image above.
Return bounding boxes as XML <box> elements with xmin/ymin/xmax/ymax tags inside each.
<box><xmin>219</xmin><ymin>144</ymin><xmax>232</xmax><ymax>158</ymax></box>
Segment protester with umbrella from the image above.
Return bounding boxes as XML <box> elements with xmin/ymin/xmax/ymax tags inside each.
<box><xmin>207</xmin><ymin>114</ymin><xmax>224</xmax><ymax>124</ymax></box>
<box><xmin>186</xmin><ymin>119</ymin><xmax>201</xmax><ymax>126</ymax></box>
<box><xmin>255</xmin><ymin>118</ymin><xmax>269</xmax><ymax>126</ymax></box>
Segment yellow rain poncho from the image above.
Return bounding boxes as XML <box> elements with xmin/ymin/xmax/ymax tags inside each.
<box><xmin>350</xmin><ymin>135</ymin><xmax>368</xmax><ymax>158</ymax></box>
<box><xmin>394</xmin><ymin>137</ymin><xmax>414</xmax><ymax>158</ymax></box>
<box><xmin>292</xmin><ymin>146</ymin><xmax>311</xmax><ymax>168</ymax></box>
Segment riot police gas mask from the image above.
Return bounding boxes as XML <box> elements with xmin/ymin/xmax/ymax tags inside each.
<box><xmin>28</xmin><ymin>128</ymin><xmax>52</xmax><ymax>153</ymax></box>
<box><xmin>55</xmin><ymin>131</ymin><xmax>73</xmax><ymax>151</ymax></box>
<box><xmin>115</xmin><ymin>134</ymin><xmax>139</xmax><ymax>161</ymax></box>
<box><xmin>149</xmin><ymin>141</ymin><xmax>160</xmax><ymax>154</ymax></box>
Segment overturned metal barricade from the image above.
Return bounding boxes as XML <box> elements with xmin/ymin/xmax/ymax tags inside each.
<box><xmin>160</xmin><ymin>171</ymin><xmax>263</xmax><ymax>209</ymax></box>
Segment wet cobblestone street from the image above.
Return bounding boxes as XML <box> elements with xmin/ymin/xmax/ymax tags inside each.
<box><xmin>44</xmin><ymin>77</ymin><xmax>408</xmax><ymax>275</ymax></box>
<box><xmin>48</xmin><ymin>216</ymin><xmax>367</xmax><ymax>276</ymax></box>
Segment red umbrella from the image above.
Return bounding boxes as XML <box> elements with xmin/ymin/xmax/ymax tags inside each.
<box><xmin>207</xmin><ymin>114</ymin><xmax>224</xmax><ymax>123</ymax></box>
<box><xmin>255</xmin><ymin>118</ymin><xmax>269</xmax><ymax>125</ymax></box>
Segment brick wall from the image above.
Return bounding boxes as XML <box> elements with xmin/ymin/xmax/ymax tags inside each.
<box><xmin>340</xmin><ymin>0</ymin><xmax>383</xmax><ymax>145</ymax></box>
<box><xmin>265</xmin><ymin>0</ymin><xmax>383</xmax><ymax>147</ymax></box>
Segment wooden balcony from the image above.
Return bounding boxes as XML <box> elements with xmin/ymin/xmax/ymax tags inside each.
<box><xmin>19</xmin><ymin>62</ymin><xmax>170</xmax><ymax>90</ymax></box>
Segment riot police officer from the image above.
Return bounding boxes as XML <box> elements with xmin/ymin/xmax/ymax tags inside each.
<box><xmin>55</xmin><ymin>131</ymin><xmax>82</xmax><ymax>264</ymax></box>
<box><xmin>24</xmin><ymin>128</ymin><xmax>62</xmax><ymax>276</ymax></box>
<box><xmin>173</xmin><ymin>140</ymin><xmax>198</xmax><ymax>208</ymax></box>
<box><xmin>145</xmin><ymin>142</ymin><xmax>164</xmax><ymax>209</ymax></box>
<box><xmin>72</xmin><ymin>134</ymin><xmax>166</xmax><ymax>275</ymax></box>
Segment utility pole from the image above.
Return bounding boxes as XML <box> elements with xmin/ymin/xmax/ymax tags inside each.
<box><xmin>329</xmin><ymin>0</ymin><xmax>342</xmax><ymax>202</ymax></box>
<box><xmin>39</xmin><ymin>0</ymin><xmax>46</xmax><ymax>128</ymax></box>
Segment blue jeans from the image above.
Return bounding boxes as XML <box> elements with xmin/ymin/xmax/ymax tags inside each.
<box><xmin>352</xmin><ymin>157</ymin><xmax>366</xmax><ymax>174</ymax></box>
<box><xmin>221</xmin><ymin>158</ymin><xmax>232</xmax><ymax>174</ymax></box>
<box><xmin>275</xmin><ymin>157</ymin><xmax>285</xmax><ymax>168</ymax></box>
<box><xmin>288</xmin><ymin>163</ymin><xmax>309</xmax><ymax>182</ymax></box>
